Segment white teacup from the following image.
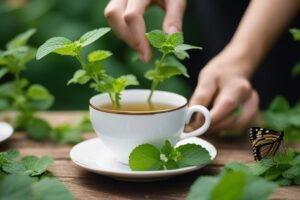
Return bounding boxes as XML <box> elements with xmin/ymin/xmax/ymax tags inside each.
<box><xmin>89</xmin><ymin>89</ymin><xmax>211</xmax><ymax>164</ymax></box>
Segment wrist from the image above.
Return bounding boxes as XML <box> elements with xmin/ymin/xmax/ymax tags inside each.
<box><xmin>221</xmin><ymin>41</ymin><xmax>262</xmax><ymax>78</ymax></box>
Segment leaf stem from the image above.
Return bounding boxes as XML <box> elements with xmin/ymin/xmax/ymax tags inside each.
<box><xmin>147</xmin><ymin>52</ymin><xmax>167</xmax><ymax>103</ymax></box>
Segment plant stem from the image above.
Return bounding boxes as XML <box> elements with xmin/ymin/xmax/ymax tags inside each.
<box><xmin>147</xmin><ymin>53</ymin><xmax>167</xmax><ymax>103</ymax></box>
<box><xmin>114</xmin><ymin>93</ymin><xmax>120</xmax><ymax>108</ymax></box>
<box><xmin>14</xmin><ymin>73</ymin><xmax>22</xmax><ymax>96</ymax></box>
<box><xmin>76</xmin><ymin>55</ymin><xmax>86</xmax><ymax>69</ymax></box>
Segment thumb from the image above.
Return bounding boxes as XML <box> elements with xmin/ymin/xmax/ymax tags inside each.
<box><xmin>163</xmin><ymin>0</ymin><xmax>186</xmax><ymax>34</ymax></box>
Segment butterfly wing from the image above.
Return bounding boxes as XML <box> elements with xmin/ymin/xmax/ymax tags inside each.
<box><xmin>248</xmin><ymin>127</ymin><xmax>284</xmax><ymax>161</ymax></box>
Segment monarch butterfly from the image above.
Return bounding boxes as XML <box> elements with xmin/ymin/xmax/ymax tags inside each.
<box><xmin>248</xmin><ymin>127</ymin><xmax>284</xmax><ymax>161</ymax></box>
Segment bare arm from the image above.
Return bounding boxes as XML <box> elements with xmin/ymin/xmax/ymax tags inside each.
<box><xmin>190</xmin><ymin>0</ymin><xmax>300</xmax><ymax>132</ymax></box>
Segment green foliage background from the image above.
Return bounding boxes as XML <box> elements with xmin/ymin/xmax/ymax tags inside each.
<box><xmin>0</xmin><ymin>0</ymin><xmax>201</xmax><ymax>110</ymax></box>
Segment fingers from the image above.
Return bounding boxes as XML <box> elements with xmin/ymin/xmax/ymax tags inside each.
<box><xmin>210</xmin><ymin>78</ymin><xmax>252</xmax><ymax>125</ymax></box>
<box><xmin>104</xmin><ymin>0</ymin><xmax>152</xmax><ymax>62</ymax></box>
<box><xmin>124</xmin><ymin>0</ymin><xmax>152</xmax><ymax>62</ymax></box>
<box><xmin>190</xmin><ymin>74</ymin><xmax>217</xmax><ymax>107</ymax></box>
<box><xmin>210</xmin><ymin>90</ymin><xmax>259</xmax><ymax>132</ymax></box>
<box><xmin>163</xmin><ymin>0</ymin><xmax>186</xmax><ymax>33</ymax></box>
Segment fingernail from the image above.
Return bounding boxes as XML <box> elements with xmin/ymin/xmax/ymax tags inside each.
<box><xmin>168</xmin><ymin>26</ymin><xmax>179</xmax><ymax>34</ymax></box>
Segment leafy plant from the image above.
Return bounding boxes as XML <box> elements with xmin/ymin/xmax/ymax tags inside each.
<box><xmin>0</xmin><ymin>29</ymin><xmax>54</xmax><ymax>138</ymax></box>
<box><xmin>289</xmin><ymin>28</ymin><xmax>300</xmax><ymax>77</ymax></box>
<box><xmin>262</xmin><ymin>95</ymin><xmax>300</xmax><ymax>141</ymax></box>
<box><xmin>36</xmin><ymin>28</ymin><xmax>139</xmax><ymax>108</ymax></box>
<box><xmin>145</xmin><ymin>30</ymin><xmax>202</xmax><ymax>102</ymax></box>
<box><xmin>0</xmin><ymin>149</ymin><xmax>74</xmax><ymax>200</ymax></box>
<box><xmin>225</xmin><ymin>149</ymin><xmax>300</xmax><ymax>186</ymax></box>
<box><xmin>129</xmin><ymin>140</ymin><xmax>211</xmax><ymax>171</ymax></box>
<box><xmin>187</xmin><ymin>169</ymin><xmax>277</xmax><ymax>200</ymax></box>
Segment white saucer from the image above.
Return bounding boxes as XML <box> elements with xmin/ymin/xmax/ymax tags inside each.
<box><xmin>0</xmin><ymin>122</ymin><xmax>13</xmax><ymax>143</ymax></box>
<box><xmin>70</xmin><ymin>137</ymin><xmax>217</xmax><ymax>182</ymax></box>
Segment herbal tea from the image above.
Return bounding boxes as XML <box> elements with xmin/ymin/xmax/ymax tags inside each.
<box><xmin>99</xmin><ymin>102</ymin><xmax>176</xmax><ymax>112</ymax></box>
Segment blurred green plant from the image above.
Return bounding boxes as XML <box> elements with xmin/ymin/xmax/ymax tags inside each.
<box><xmin>145</xmin><ymin>30</ymin><xmax>202</xmax><ymax>102</ymax></box>
<box><xmin>289</xmin><ymin>28</ymin><xmax>300</xmax><ymax>77</ymax></box>
<box><xmin>0</xmin><ymin>149</ymin><xmax>74</xmax><ymax>199</ymax></box>
<box><xmin>37</xmin><ymin>28</ymin><xmax>139</xmax><ymax>108</ymax></box>
<box><xmin>0</xmin><ymin>29</ymin><xmax>54</xmax><ymax>137</ymax></box>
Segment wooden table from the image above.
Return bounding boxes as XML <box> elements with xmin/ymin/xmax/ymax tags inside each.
<box><xmin>1</xmin><ymin>112</ymin><xmax>299</xmax><ymax>200</ymax></box>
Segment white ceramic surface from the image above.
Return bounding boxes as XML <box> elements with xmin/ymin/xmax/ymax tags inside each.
<box><xmin>0</xmin><ymin>122</ymin><xmax>13</xmax><ymax>143</ymax></box>
<box><xmin>89</xmin><ymin>90</ymin><xmax>211</xmax><ymax>164</ymax></box>
<box><xmin>70</xmin><ymin>137</ymin><xmax>217</xmax><ymax>182</ymax></box>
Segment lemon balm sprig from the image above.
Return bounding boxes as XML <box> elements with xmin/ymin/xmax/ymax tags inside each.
<box><xmin>36</xmin><ymin>28</ymin><xmax>139</xmax><ymax>108</ymax></box>
<box><xmin>145</xmin><ymin>30</ymin><xmax>202</xmax><ymax>103</ymax></box>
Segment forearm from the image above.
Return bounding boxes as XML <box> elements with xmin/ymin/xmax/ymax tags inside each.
<box><xmin>227</xmin><ymin>0</ymin><xmax>300</xmax><ymax>77</ymax></box>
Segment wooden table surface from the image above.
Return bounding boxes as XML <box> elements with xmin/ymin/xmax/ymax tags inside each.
<box><xmin>1</xmin><ymin>112</ymin><xmax>300</xmax><ymax>200</ymax></box>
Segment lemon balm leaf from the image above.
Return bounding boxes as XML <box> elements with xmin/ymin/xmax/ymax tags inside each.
<box><xmin>129</xmin><ymin>144</ymin><xmax>163</xmax><ymax>171</ymax></box>
<box><xmin>26</xmin><ymin>84</ymin><xmax>51</xmax><ymax>100</ymax></box>
<box><xmin>167</xmin><ymin>32</ymin><xmax>184</xmax><ymax>47</ymax></box>
<box><xmin>176</xmin><ymin>144</ymin><xmax>211</xmax><ymax>168</ymax></box>
<box><xmin>88</xmin><ymin>50</ymin><xmax>112</xmax><ymax>62</ymax></box>
<box><xmin>146</xmin><ymin>30</ymin><xmax>167</xmax><ymax>48</ymax></box>
<box><xmin>67</xmin><ymin>70</ymin><xmax>91</xmax><ymax>85</ymax></box>
<box><xmin>80</xmin><ymin>27</ymin><xmax>111</xmax><ymax>47</ymax></box>
<box><xmin>36</xmin><ymin>37</ymin><xmax>73</xmax><ymax>59</ymax></box>
<box><xmin>22</xmin><ymin>156</ymin><xmax>53</xmax><ymax>176</ymax></box>
<box><xmin>6</xmin><ymin>29</ymin><xmax>36</xmax><ymax>50</ymax></box>
<box><xmin>289</xmin><ymin>28</ymin><xmax>300</xmax><ymax>41</ymax></box>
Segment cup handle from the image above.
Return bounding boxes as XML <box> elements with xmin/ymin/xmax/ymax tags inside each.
<box><xmin>180</xmin><ymin>105</ymin><xmax>211</xmax><ymax>139</ymax></box>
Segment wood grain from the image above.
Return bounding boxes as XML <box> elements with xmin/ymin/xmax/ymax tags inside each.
<box><xmin>1</xmin><ymin>112</ymin><xmax>300</xmax><ymax>200</ymax></box>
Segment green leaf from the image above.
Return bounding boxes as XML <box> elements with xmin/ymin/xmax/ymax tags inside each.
<box><xmin>165</xmin><ymin>160</ymin><xmax>178</xmax><ymax>170</ymax></box>
<box><xmin>53</xmin><ymin>42</ymin><xmax>79</xmax><ymax>57</ymax></box>
<box><xmin>26</xmin><ymin>84</ymin><xmax>51</xmax><ymax>100</ymax></box>
<box><xmin>289</xmin><ymin>113</ymin><xmax>300</xmax><ymax>126</ymax></box>
<box><xmin>268</xmin><ymin>95</ymin><xmax>290</xmax><ymax>113</ymax></box>
<box><xmin>224</xmin><ymin>162</ymin><xmax>251</xmax><ymax>174</ymax></box>
<box><xmin>173</xmin><ymin>50</ymin><xmax>190</xmax><ymax>60</ymax></box>
<box><xmin>174</xmin><ymin>44</ymin><xmax>203</xmax><ymax>52</ymax></box>
<box><xmin>167</xmin><ymin>32</ymin><xmax>184</xmax><ymax>47</ymax></box>
<box><xmin>277</xmin><ymin>178</ymin><xmax>292</xmax><ymax>186</ymax></box>
<box><xmin>67</xmin><ymin>70</ymin><xmax>91</xmax><ymax>85</ymax></box>
<box><xmin>88</xmin><ymin>50</ymin><xmax>112</xmax><ymax>62</ymax></box>
<box><xmin>0</xmin><ymin>174</ymin><xmax>32</xmax><ymax>200</ymax></box>
<box><xmin>187</xmin><ymin>176</ymin><xmax>219</xmax><ymax>200</ymax></box>
<box><xmin>51</xmin><ymin>124</ymin><xmax>82</xmax><ymax>144</ymax></box>
<box><xmin>176</xmin><ymin>144</ymin><xmax>211</xmax><ymax>168</ymax></box>
<box><xmin>243</xmin><ymin>175</ymin><xmax>278</xmax><ymax>200</ymax></box>
<box><xmin>29</xmin><ymin>96</ymin><xmax>54</xmax><ymax>110</ymax></box>
<box><xmin>36</xmin><ymin>37</ymin><xmax>73</xmax><ymax>60</ymax></box>
<box><xmin>289</xmin><ymin>28</ymin><xmax>300</xmax><ymax>41</ymax></box>
<box><xmin>282</xmin><ymin>166</ymin><xmax>300</xmax><ymax>179</ymax></box>
<box><xmin>292</xmin><ymin>61</ymin><xmax>300</xmax><ymax>77</ymax></box>
<box><xmin>274</xmin><ymin>148</ymin><xmax>295</xmax><ymax>164</ymax></box>
<box><xmin>129</xmin><ymin>144</ymin><xmax>163</xmax><ymax>171</ymax></box>
<box><xmin>262</xmin><ymin>112</ymin><xmax>289</xmax><ymax>130</ymax></box>
<box><xmin>211</xmin><ymin>171</ymin><xmax>246</xmax><ymax>200</ymax></box>
<box><xmin>79</xmin><ymin>27</ymin><xmax>111</xmax><ymax>47</ymax></box>
<box><xmin>0</xmin><ymin>68</ymin><xmax>8</xmax><ymax>79</ymax></box>
<box><xmin>26</xmin><ymin>118</ymin><xmax>51</xmax><ymax>140</ymax></box>
<box><xmin>161</xmin><ymin>140</ymin><xmax>173</xmax><ymax>157</ymax></box>
<box><xmin>6</xmin><ymin>29</ymin><xmax>36</xmax><ymax>50</ymax></box>
<box><xmin>22</xmin><ymin>156</ymin><xmax>53</xmax><ymax>176</ymax></box>
<box><xmin>249</xmin><ymin>159</ymin><xmax>275</xmax><ymax>176</ymax></box>
<box><xmin>112</xmin><ymin>75</ymin><xmax>139</xmax><ymax>93</ymax></box>
<box><xmin>291</xmin><ymin>155</ymin><xmax>300</xmax><ymax>166</ymax></box>
<box><xmin>32</xmin><ymin>178</ymin><xmax>75</xmax><ymax>200</ymax></box>
<box><xmin>85</xmin><ymin>62</ymin><xmax>105</xmax><ymax>76</ymax></box>
<box><xmin>146</xmin><ymin>30</ymin><xmax>167</xmax><ymax>48</ymax></box>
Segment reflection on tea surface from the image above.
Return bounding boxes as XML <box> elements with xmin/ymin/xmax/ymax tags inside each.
<box><xmin>99</xmin><ymin>102</ymin><xmax>176</xmax><ymax>112</ymax></box>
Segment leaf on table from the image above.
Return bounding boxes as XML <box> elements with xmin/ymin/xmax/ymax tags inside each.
<box><xmin>187</xmin><ymin>176</ymin><xmax>219</xmax><ymax>200</ymax></box>
<box><xmin>129</xmin><ymin>144</ymin><xmax>163</xmax><ymax>171</ymax></box>
<box><xmin>22</xmin><ymin>156</ymin><xmax>53</xmax><ymax>176</ymax></box>
<box><xmin>211</xmin><ymin>171</ymin><xmax>246</xmax><ymax>200</ymax></box>
<box><xmin>0</xmin><ymin>174</ymin><xmax>32</xmax><ymax>200</ymax></box>
<box><xmin>51</xmin><ymin>124</ymin><xmax>82</xmax><ymax>144</ymax></box>
<box><xmin>32</xmin><ymin>177</ymin><xmax>75</xmax><ymax>200</ymax></box>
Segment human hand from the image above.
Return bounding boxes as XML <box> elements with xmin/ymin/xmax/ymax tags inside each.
<box><xmin>189</xmin><ymin>45</ymin><xmax>261</xmax><ymax>133</ymax></box>
<box><xmin>104</xmin><ymin>0</ymin><xmax>186</xmax><ymax>62</ymax></box>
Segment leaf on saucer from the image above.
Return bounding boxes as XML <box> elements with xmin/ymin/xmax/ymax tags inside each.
<box><xmin>129</xmin><ymin>144</ymin><xmax>163</xmax><ymax>171</ymax></box>
<box><xmin>176</xmin><ymin>144</ymin><xmax>211</xmax><ymax>168</ymax></box>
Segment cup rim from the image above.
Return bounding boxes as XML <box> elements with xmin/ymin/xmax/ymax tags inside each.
<box><xmin>89</xmin><ymin>89</ymin><xmax>188</xmax><ymax>115</ymax></box>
